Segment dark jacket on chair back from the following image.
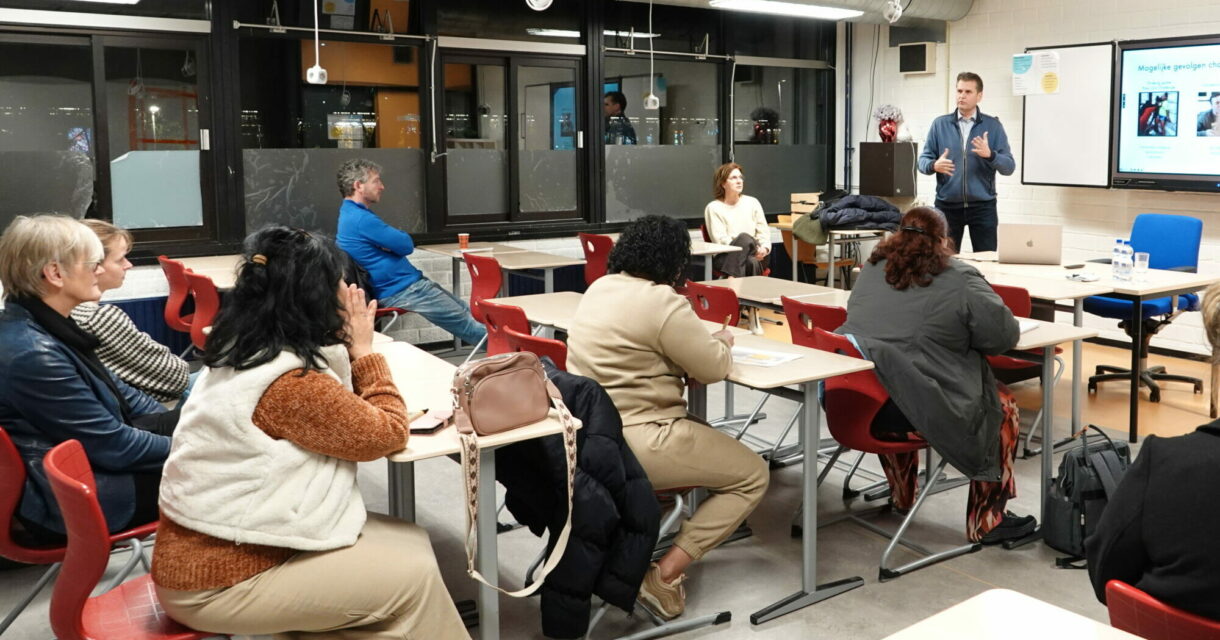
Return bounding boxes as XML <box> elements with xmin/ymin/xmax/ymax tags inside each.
<box><xmin>496</xmin><ymin>360</ymin><xmax>661</xmax><ymax>639</ymax></box>
<box><xmin>0</xmin><ymin>300</ymin><xmax>170</xmax><ymax>535</ymax></box>
<box><xmin>1086</xmin><ymin>420</ymin><xmax>1220</xmax><ymax>621</ymax></box>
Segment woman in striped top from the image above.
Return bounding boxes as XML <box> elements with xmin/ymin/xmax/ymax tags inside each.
<box><xmin>72</xmin><ymin>220</ymin><xmax>190</xmax><ymax>402</ymax></box>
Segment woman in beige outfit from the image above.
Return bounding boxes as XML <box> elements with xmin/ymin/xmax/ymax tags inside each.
<box><xmin>567</xmin><ymin>215</ymin><xmax>770</xmax><ymax>621</ymax></box>
<box><xmin>703</xmin><ymin>162</ymin><xmax>771</xmax><ymax>277</ymax></box>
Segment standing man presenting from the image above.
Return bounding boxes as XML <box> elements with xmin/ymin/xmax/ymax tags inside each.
<box><xmin>336</xmin><ymin>158</ymin><xmax>487</xmax><ymax>347</ymax></box>
<box><xmin>918</xmin><ymin>72</ymin><xmax>1015</xmax><ymax>253</ymax></box>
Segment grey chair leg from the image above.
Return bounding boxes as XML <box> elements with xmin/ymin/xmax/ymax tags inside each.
<box><xmin>1022</xmin><ymin>355</ymin><xmax>1065</xmax><ymax>457</ymax></box>
<box><xmin>877</xmin><ymin>458</ymin><xmax>981</xmax><ymax>580</ymax></box>
<box><xmin>0</xmin><ymin>562</ymin><xmax>59</xmax><ymax>635</ymax></box>
<box><xmin>461</xmin><ymin>333</ymin><xmax>488</xmax><ymax>365</ymax></box>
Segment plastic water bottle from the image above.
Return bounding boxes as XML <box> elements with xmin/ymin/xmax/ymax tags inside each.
<box><xmin>1111</xmin><ymin>239</ymin><xmax>1124</xmax><ymax>280</ymax></box>
<box><xmin>1115</xmin><ymin>240</ymin><xmax>1135</xmax><ymax>281</ymax></box>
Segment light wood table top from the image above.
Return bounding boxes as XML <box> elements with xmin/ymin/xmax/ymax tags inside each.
<box><xmin>1016</xmin><ymin>319</ymin><xmax>1098</xmax><ymax>350</ymax></box>
<box><xmin>695</xmin><ymin>276</ymin><xmax>837</xmax><ymax>306</ymax></box>
<box><xmin>418</xmin><ymin>242</ymin><xmax>531</xmax><ymax>259</ymax></box>
<box><xmin>728</xmin><ymin>333</ymin><xmax>872</xmax><ymax>389</ymax></box>
<box><xmin>883</xmin><ymin>589</ymin><xmax>1138</xmax><ymax>639</ymax></box>
<box><xmin>958</xmin><ymin>255</ymin><xmax>1216</xmax><ymax>299</ymax></box>
<box><xmin>374</xmin><ymin>341</ymin><xmax>571</xmax><ymax>463</ymax></box>
<box><xmin>494</xmin><ymin>250</ymin><xmax>585</xmax><ymax>270</ymax></box>
<box><xmin>488</xmin><ymin>292</ymin><xmax>584</xmax><ymax>329</ymax></box>
<box><xmin>177</xmin><ymin>254</ymin><xmax>242</xmax><ymax>290</ymax></box>
<box><xmin>788</xmin><ymin>289</ymin><xmax>853</xmax><ymax>309</ymax></box>
<box><xmin>690</xmin><ymin>240</ymin><xmax>742</xmax><ymax>256</ymax></box>
<box><xmin>488</xmin><ymin>291</ymin><xmax>748</xmax><ymax>336</ymax></box>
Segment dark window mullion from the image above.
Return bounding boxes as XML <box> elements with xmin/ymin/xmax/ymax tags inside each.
<box><xmin>89</xmin><ymin>35</ymin><xmax>112</xmax><ymax>222</ymax></box>
<box><xmin>507</xmin><ymin>58</ymin><xmax>521</xmax><ymax>223</ymax></box>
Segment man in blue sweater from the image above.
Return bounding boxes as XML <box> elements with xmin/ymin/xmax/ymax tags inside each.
<box><xmin>918</xmin><ymin>72</ymin><xmax>1015</xmax><ymax>253</ymax></box>
<box><xmin>335</xmin><ymin>159</ymin><xmax>486</xmax><ymax>346</ymax></box>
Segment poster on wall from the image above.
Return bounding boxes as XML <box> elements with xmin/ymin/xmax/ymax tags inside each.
<box><xmin>322</xmin><ymin>0</ymin><xmax>356</xmax><ymax>30</ymax></box>
<box><xmin>1013</xmin><ymin>51</ymin><xmax>1061</xmax><ymax>95</ymax></box>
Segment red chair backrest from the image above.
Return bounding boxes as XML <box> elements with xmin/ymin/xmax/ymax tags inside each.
<box><xmin>475</xmin><ymin>300</ymin><xmax>530</xmax><ymax>356</ymax></box>
<box><xmin>990</xmin><ymin>283</ymin><xmax>1032</xmax><ymax>318</ymax></box>
<box><xmin>464</xmin><ymin>253</ymin><xmax>503</xmax><ymax>324</ymax></box>
<box><xmin>812</xmin><ymin>327</ymin><xmax>923</xmax><ymax>455</ymax></box>
<box><xmin>503</xmin><ymin>325</ymin><xmax>567</xmax><ymax>371</ymax></box>
<box><xmin>184</xmin><ymin>272</ymin><xmax>221</xmax><ymax>352</ymax></box>
<box><xmin>0</xmin><ymin>427</ymin><xmax>64</xmax><ymax>564</ymax></box>
<box><xmin>157</xmin><ymin>256</ymin><xmax>193</xmax><ymax>333</ymax></box>
<box><xmin>699</xmin><ymin>224</ymin><xmax>712</xmax><ymax>243</ymax></box>
<box><xmin>684</xmin><ymin>281</ymin><xmax>740</xmax><ymax>325</ymax></box>
<box><xmin>781</xmin><ymin>296</ymin><xmax>847</xmax><ymax>348</ymax></box>
<box><xmin>578</xmin><ymin>233</ymin><xmax>614</xmax><ymax>287</ymax></box>
<box><xmin>1106</xmin><ymin>580</ymin><xmax>1220</xmax><ymax>640</ymax></box>
<box><xmin>44</xmin><ymin>440</ymin><xmax>110</xmax><ymax>640</ymax></box>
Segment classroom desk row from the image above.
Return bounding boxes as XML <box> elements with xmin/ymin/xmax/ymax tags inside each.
<box><xmin>490</xmin><ymin>284</ymin><xmax>1094</xmax><ymax>625</ymax></box>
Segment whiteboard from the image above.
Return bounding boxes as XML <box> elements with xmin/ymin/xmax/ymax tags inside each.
<box><xmin>1021</xmin><ymin>43</ymin><xmax>1114</xmax><ymax>188</ymax></box>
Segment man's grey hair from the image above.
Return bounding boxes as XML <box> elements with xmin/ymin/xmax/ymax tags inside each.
<box><xmin>337</xmin><ymin>158</ymin><xmax>382</xmax><ymax>198</ymax></box>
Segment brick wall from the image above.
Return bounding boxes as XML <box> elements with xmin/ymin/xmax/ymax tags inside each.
<box><xmin>836</xmin><ymin>1</ymin><xmax>1220</xmax><ymax>355</ymax></box>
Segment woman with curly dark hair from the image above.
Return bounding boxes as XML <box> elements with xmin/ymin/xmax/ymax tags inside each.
<box><xmin>838</xmin><ymin>206</ymin><xmax>1036</xmax><ymax>545</ymax></box>
<box><xmin>567</xmin><ymin>215</ymin><xmax>768</xmax><ymax>621</ymax></box>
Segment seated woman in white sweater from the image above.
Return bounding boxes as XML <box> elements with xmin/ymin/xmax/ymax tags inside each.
<box><xmin>152</xmin><ymin>226</ymin><xmax>468</xmax><ymax>640</ymax></box>
<box><xmin>703</xmin><ymin>162</ymin><xmax>770</xmax><ymax>277</ymax></box>
<box><xmin>71</xmin><ymin>219</ymin><xmax>190</xmax><ymax>402</ymax></box>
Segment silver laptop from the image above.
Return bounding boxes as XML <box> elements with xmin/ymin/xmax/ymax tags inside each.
<box><xmin>997</xmin><ymin>223</ymin><xmax>1063</xmax><ymax>265</ymax></box>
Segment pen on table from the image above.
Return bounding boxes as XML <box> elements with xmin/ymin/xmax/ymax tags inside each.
<box><xmin>721</xmin><ymin>315</ymin><xmax>732</xmax><ymax>331</ymax></box>
<box><xmin>407</xmin><ymin>409</ymin><xmax>428</xmax><ymax>422</ymax></box>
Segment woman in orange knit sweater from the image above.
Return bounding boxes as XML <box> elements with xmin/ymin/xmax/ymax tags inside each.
<box><xmin>151</xmin><ymin>226</ymin><xmax>468</xmax><ymax>639</ymax></box>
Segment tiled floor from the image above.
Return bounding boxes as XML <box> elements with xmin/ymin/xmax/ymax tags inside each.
<box><xmin>1</xmin><ymin>337</ymin><xmax>1212</xmax><ymax>639</ymax></box>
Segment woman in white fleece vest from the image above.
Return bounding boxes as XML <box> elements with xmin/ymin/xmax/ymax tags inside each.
<box><xmin>152</xmin><ymin>226</ymin><xmax>468</xmax><ymax>640</ymax></box>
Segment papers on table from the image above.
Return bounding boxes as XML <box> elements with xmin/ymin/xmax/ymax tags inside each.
<box><xmin>1019</xmin><ymin>318</ymin><xmax>1039</xmax><ymax>334</ymax></box>
<box><xmin>731</xmin><ymin>346</ymin><xmax>803</xmax><ymax>368</ymax></box>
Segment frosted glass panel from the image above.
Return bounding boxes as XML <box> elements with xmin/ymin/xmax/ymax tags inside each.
<box><xmin>111</xmin><ymin>151</ymin><xmax>203</xmax><ymax>228</ymax></box>
<box><xmin>243</xmin><ymin>148</ymin><xmax>425</xmax><ymax>234</ymax></box>
<box><xmin>733</xmin><ymin>145</ymin><xmax>829</xmax><ymax>214</ymax></box>
<box><xmin>447</xmin><ymin>149</ymin><xmax>509</xmax><ymax>217</ymax></box>
<box><xmin>519</xmin><ymin>150</ymin><xmax>576</xmax><ymax>213</ymax></box>
<box><xmin>605</xmin><ymin>146</ymin><xmax>721</xmax><ymax>222</ymax></box>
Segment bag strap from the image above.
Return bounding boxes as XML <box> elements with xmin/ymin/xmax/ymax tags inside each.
<box><xmin>1087</xmin><ymin>449</ymin><xmax>1125</xmax><ymax>499</ymax></box>
<box><xmin>459</xmin><ymin>379</ymin><xmax>578</xmax><ymax>598</ymax></box>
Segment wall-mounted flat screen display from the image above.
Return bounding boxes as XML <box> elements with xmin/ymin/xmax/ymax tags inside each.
<box><xmin>1111</xmin><ymin>36</ymin><xmax>1220</xmax><ymax>192</ymax></box>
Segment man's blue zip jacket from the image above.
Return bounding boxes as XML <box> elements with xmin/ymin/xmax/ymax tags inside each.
<box><xmin>917</xmin><ymin>109</ymin><xmax>1015</xmax><ymax>205</ymax></box>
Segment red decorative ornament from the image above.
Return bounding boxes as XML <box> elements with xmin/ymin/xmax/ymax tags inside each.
<box><xmin>878</xmin><ymin>118</ymin><xmax>898</xmax><ymax>142</ymax></box>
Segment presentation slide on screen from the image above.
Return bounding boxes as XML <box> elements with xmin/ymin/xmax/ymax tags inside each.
<box><xmin>1117</xmin><ymin>43</ymin><xmax>1220</xmax><ymax>176</ymax></box>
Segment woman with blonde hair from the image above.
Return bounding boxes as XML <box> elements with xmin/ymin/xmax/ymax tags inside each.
<box><xmin>1086</xmin><ymin>282</ymin><xmax>1220</xmax><ymax>621</ymax></box>
<box><xmin>72</xmin><ymin>219</ymin><xmax>190</xmax><ymax>402</ymax></box>
<box><xmin>703</xmin><ymin>162</ymin><xmax>770</xmax><ymax>277</ymax></box>
<box><xmin>0</xmin><ymin>215</ymin><xmax>172</xmax><ymax>543</ymax></box>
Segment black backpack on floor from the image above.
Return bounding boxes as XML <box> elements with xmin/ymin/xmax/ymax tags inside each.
<box><xmin>1043</xmin><ymin>425</ymin><xmax>1130</xmax><ymax>566</ymax></box>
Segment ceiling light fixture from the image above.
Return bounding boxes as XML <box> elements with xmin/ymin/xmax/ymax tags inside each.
<box><xmin>707</xmin><ymin>0</ymin><xmax>863</xmax><ymax>20</ymax></box>
<box><xmin>70</xmin><ymin>0</ymin><xmax>141</xmax><ymax>4</ymax></box>
<box><xmin>525</xmin><ymin>28</ymin><xmax>660</xmax><ymax>39</ymax></box>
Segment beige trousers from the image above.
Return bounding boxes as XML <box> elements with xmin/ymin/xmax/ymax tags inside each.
<box><xmin>156</xmin><ymin>514</ymin><xmax>469</xmax><ymax>640</ymax></box>
<box><xmin>623</xmin><ymin>417</ymin><xmax>770</xmax><ymax>561</ymax></box>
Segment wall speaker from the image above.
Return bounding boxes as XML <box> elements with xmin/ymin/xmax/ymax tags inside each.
<box><xmin>898</xmin><ymin>42</ymin><xmax>936</xmax><ymax>75</ymax></box>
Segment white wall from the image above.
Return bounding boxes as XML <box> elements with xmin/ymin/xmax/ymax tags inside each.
<box><xmin>836</xmin><ymin>0</ymin><xmax>1220</xmax><ymax>355</ymax></box>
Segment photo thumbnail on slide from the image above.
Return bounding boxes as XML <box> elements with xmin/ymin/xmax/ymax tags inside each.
<box><xmin>1137</xmin><ymin>91</ymin><xmax>1178</xmax><ymax>137</ymax></box>
<box><xmin>1198</xmin><ymin>91</ymin><xmax>1220</xmax><ymax>137</ymax></box>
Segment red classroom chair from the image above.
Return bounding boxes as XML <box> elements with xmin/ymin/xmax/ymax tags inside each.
<box><xmin>183</xmin><ymin>272</ymin><xmax>221</xmax><ymax>352</ymax></box>
<box><xmin>577</xmin><ymin>232</ymin><xmax>614</xmax><ymax>287</ymax></box>
<box><xmin>781</xmin><ymin>295</ymin><xmax>847</xmax><ymax>346</ymax></box>
<box><xmin>157</xmin><ymin>256</ymin><xmax>193</xmax><ymax>335</ymax></box>
<box><xmin>44</xmin><ymin>440</ymin><xmax>218</xmax><ymax>640</ymax></box>
<box><xmin>0</xmin><ymin>428</ymin><xmax>158</xmax><ymax>635</ymax></box>
<box><xmin>1106</xmin><ymin>579</ymin><xmax>1220</xmax><ymax>640</ymax></box>
<box><xmin>987</xmin><ymin>283</ymin><xmax>1063</xmax><ymax>457</ymax></box>
<box><xmin>475</xmin><ymin>300</ymin><xmax>531</xmax><ymax>357</ymax></box>
<box><xmin>503</xmin><ymin>325</ymin><xmax>567</xmax><ymax>371</ymax></box>
<box><xmin>464</xmin><ymin>254</ymin><xmax>506</xmax><ymax>355</ymax></box>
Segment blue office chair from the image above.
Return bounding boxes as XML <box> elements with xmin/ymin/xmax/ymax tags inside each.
<box><xmin>1085</xmin><ymin>214</ymin><xmax>1204</xmax><ymax>402</ymax></box>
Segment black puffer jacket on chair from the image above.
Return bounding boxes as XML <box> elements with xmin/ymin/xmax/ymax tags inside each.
<box><xmin>495</xmin><ymin>359</ymin><xmax>661</xmax><ymax>639</ymax></box>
